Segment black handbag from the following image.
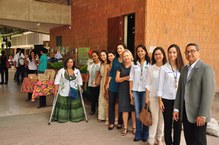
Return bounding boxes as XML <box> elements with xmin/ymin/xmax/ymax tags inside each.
<box><xmin>69</xmin><ymin>86</ymin><xmax>79</xmax><ymax>100</ymax></box>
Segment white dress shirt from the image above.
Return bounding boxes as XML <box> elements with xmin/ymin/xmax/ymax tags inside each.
<box><xmin>54</xmin><ymin>68</ymin><xmax>83</xmax><ymax>97</ymax></box>
<box><xmin>146</xmin><ymin>64</ymin><xmax>161</xmax><ymax>98</ymax></box>
<box><xmin>129</xmin><ymin>61</ymin><xmax>150</xmax><ymax>92</ymax></box>
<box><xmin>157</xmin><ymin>62</ymin><xmax>180</xmax><ymax>100</ymax></box>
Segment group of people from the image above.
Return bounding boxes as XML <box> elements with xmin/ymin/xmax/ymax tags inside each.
<box><xmin>50</xmin><ymin>42</ymin><xmax>215</xmax><ymax>145</ymax></box>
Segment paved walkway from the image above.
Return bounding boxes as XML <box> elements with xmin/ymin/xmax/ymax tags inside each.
<box><xmin>0</xmin><ymin>69</ymin><xmax>219</xmax><ymax>145</ymax></box>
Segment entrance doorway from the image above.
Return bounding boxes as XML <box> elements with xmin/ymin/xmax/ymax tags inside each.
<box><xmin>107</xmin><ymin>16</ymin><xmax>124</xmax><ymax>52</ymax></box>
<box><xmin>107</xmin><ymin>13</ymin><xmax>135</xmax><ymax>54</ymax></box>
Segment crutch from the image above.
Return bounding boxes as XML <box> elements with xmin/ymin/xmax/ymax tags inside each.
<box><xmin>78</xmin><ymin>86</ymin><xmax>88</xmax><ymax>122</ymax></box>
<box><xmin>48</xmin><ymin>94</ymin><xmax>58</xmax><ymax>125</ymax></box>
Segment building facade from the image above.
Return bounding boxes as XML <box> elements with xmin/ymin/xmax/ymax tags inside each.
<box><xmin>50</xmin><ymin>0</ymin><xmax>219</xmax><ymax>91</ymax></box>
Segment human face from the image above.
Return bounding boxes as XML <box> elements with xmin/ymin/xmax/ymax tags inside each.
<box><xmin>100</xmin><ymin>52</ymin><xmax>107</xmax><ymax>62</ymax></box>
<box><xmin>137</xmin><ymin>47</ymin><xmax>146</xmax><ymax>60</ymax></box>
<box><xmin>185</xmin><ymin>45</ymin><xmax>200</xmax><ymax>64</ymax></box>
<box><xmin>168</xmin><ymin>47</ymin><xmax>177</xmax><ymax>62</ymax></box>
<box><xmin>67</xmin><ymin>59</ymin><xmax>74</xmax><ymax>68</ymax></box>
<box><xmin>92</xmin><ymin>53</ymin><xmax>99</xmax><ymax>62</ymax></box>
<box><xmin>108</xmin><ymin>53</ymin><xmax>115</xmax><ymax>62</ymax></box>
<box><xmin>31</xmin><ymin>52</ymin><xmax>35</xmax><ymax>58</ymax></box>
<box><xmin>154</xmin><ymin>50</ymin><xmax>164</xmax><ymax>63</ymax></box>
<box><xmin>117</xmin><ymin>45</ymin><xmax>125</xmax><ymax>56</ymax></box>
<box><xmin>123</xmin><ymin>51</ymin><xmax>131</xmax><ymax>63</ymax></box>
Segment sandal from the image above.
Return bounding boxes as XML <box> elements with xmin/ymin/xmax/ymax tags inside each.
<box><xmin>132</xmin><ymin>128</ymin><xmax>136</xmax><ymax>135</ymax></box>
<box><xmin>121</xmin><ymin>128</ymin><xmax>128</xmax><ymax>136</ymax></box>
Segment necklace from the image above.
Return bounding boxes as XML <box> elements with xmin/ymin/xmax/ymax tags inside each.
<box><xmin>170</xmin><ymin>63</ymin><xmax>178</xmax><ymax>89</ymax></box>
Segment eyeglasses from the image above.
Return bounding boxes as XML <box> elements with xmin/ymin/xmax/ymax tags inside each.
<box><xmin>184</xmin><ymin>50</ymin><xmax>197</xmax><ymax>55</ymax></box>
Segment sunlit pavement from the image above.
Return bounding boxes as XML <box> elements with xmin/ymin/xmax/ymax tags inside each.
<box><xmin>0</xmin><ymin>69</ymin><xmax>218</xmax><ymax>145</ymax></box>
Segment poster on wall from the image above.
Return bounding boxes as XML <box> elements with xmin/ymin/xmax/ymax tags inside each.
<box><xmin>78</xmin><ymin>47</ymin><xmax>90</xmax><ymax>65</ymax></box>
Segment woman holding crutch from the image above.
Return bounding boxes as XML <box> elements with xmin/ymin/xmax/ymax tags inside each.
<box><xmin>51</xmin><ymin>57</ymin><xmax>85</xmax><ymax>123</ymax></box>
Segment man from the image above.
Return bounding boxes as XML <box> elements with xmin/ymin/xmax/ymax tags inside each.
<box><xmin>173</xmin><ymin>43</ymin><xmax>215</xmax><ymax>145</ymax></box>
<box><xmin>37</xmin><ymin>47</ymin><xmax>48</xmax><ymax>108</ymax></box>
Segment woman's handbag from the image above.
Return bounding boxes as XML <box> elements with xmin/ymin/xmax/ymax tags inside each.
<box><xmin>69</xmin><ymin>87</ymin><xmax>79</xmax><ymax>100</ymax></box>
<box><xmin>139</xmin><ymin>103</ymin><xmax>152</xmax><ymax>126</ymax></box>
<box><xmin>6</xmin><ymin>60</ymin><xmax>11</xmax><ymax>68</ymax></box>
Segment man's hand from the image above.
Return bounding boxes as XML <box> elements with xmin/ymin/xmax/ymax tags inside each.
<box><xmin>173</xmin><ymin>111</ymin><xmax>179</xmax><ymax>121</ymax></box>
<box><xmin>195</xmin><ymin>116</ymin><xmax>206</xmax><ymax>126</ymax></box>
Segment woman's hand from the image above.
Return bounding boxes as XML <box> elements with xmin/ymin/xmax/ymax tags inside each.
<box><xmin>130</xmin><ymin>91</ymin><xmax>134</xmax><ymax>101</ymax></box>
<box><xmin>159</xmin><ymin>99</ymin><xmax>165</xmax><ymax>112</ymax></box>
<box><xmin>145</xmin><ymin>97</ymin><xmax>150</xmax><ymax>105</ymax></box>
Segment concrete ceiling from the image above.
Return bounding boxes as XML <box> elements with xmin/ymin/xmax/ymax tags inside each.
<box><xmin>0</xmin><ymin>19</ymin><xmax>64</xmax><ymax>35</ymax></box>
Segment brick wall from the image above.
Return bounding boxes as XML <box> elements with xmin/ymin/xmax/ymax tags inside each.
<box><xmin>50</xmin><ymin>0</ymin><xmax>146</xmax><ymax>51</ymax></box>
<box><xmin>145</xmin><ymin>0</ymin><xmax>219</xmax><ymax>91</ymax></box>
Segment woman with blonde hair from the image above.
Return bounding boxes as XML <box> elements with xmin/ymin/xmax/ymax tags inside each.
<box><xmin>116</xmin><ymin>49</ymin><xmax>136</xmax><ymax>136</ymax></box>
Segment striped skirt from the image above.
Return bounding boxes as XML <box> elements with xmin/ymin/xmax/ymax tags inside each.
<box><xmin>52</xmin><ymin>94</ymin><xmax>85</xmax><ymax>123</ymax></box>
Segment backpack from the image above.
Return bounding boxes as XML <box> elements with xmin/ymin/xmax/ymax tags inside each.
<box><xmin>18</xmin><ymin>56</ymin><xmax>24</xmax><ymax>67</ymax></box>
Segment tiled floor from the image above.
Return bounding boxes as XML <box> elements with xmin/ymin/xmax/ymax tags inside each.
<box><xmin>0</xmin><ymin>69</ymin><xmax>219</xmax><ymax>145</ymax></box>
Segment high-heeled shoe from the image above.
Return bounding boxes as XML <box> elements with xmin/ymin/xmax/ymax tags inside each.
<box><xmin>108</xmin><ymin>124</ymin><xmax>115</xmax><ymax>130</ymax></box>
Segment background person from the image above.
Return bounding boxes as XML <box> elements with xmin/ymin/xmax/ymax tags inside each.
<box><xmin>37</xmin><ymin>47</ymin><xmax>48</xmax><ymax>108</ymax></box>
<box><xmin>0</xmin><ymin>51</ymin><xmax>9</xmax><ymax>85</ymax></box>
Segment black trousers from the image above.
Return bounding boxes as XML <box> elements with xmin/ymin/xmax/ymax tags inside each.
<box><xmin>183</xmin><ymin>102</ymin><xmax>207</xmax><ymax>145</ymax></box>
<box><xmin>16</xmin><ymin>66</ymin><xmax>25</xmax><ymax>84</ymax></box>
<box><xmin>89</xmin><ymin>86</ymin><xmax>100</xmax><ymax>113</ymax></box>
<box><xmin>108</xmin><ymin>90</ymin><xmax>123</xmax><ymax>125</ymax></box>
<box><xmin>27</xmin><ymin>70</ymin><xmax>37</xmax><ymax>101</ymax></box>
<box><xmin>162</xmin><ymin>99</ymin><xmax>182</xmax><ymax>145</ymax></box>
<box><xmin>38</xmin><ymin>71</ymin><xmax>46</xmax><ymax>107</ymax></box>
<box><xmin>0</xmin><ymin>68</ymin><xmax>8</xmax><ymax>84</ymax></box>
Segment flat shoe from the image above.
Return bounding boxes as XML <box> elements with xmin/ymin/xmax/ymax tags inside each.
<box><xmin>108</xmin><ymin>124</ymin><xmax>115</xmax><ymax>130</ymax></box>
<box><xmin>117</xmin><ymin>124</ymin><xmax>122</xmax><ymax>129</ymax></box>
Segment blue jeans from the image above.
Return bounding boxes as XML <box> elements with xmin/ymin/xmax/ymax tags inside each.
<box><xmin>133</xmin><ymin>91</ymin><xmax>149</xmax><ymax>140</ymax></box>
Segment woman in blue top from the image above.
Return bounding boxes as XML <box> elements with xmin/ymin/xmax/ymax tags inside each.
<box><xmin>129</xmin><ymin>45</ymin><xmax>150</xmax><ymax>141</ymax></box>
<box><xmin>106</xmin><ymin>43</ymin><xmax>126</xmax><ymax>130</ymax></box>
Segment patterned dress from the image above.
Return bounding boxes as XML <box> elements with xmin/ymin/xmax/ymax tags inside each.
<box><xmin>52</xmin><ymin>72</ymin><xmax>85</xmax><ymax>122</ymax></box>
<box><xmin>98</xmin><ymin>64</ymin><xmax>106</xmax><ymax>120</ymax></box>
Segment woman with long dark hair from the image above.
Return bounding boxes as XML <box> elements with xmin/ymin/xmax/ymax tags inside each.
<box><xmin>146</xmin><ymin>47</ymin><xmax>167</xmax><ymax>145</ymax></box>
<box><xmin>157</xmin><ymin>44</ymin><xmax>184</xmax><ymax>145</ymax></box>
<box><xmin>129</xmin><ymin>44</ymin><xmax>150</xmax><ymax>141</ymax></box>
<box><xmin>52</xmin><ymin>57</ymin><xmax>85</xmax><ymax>122</ymax></box>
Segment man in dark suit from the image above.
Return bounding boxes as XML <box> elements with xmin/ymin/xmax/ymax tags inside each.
<box><xmin>173</xmin><ymin>43</ymin><xmax>215</xmax><ymax>145</ymax></box>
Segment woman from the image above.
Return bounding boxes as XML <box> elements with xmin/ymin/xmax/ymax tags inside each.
<box><xmin>106</xmin><ymin>44</ymin><xmax>126</xmax><ymax>130</ymax></box>
<box><xmin>103</xmin><ymin>51</ymin><xmax>116</xmax><ymax>125</ymax></box>
<box><xmin>84</xmin><ymin>51</ymin><xmax>101</xmax><ymax>116</ymax></box>
<box><xmin>129</xmin><ymin>45</ymin><xmax>150</xmax><ymax>141</ymax></box>
<box><xmin>98</xmin><ymin>50</ymin><xmax>109</xmax><ymax>121</ymax></box>
<box><xmin>52</xmin><ymin>57</ymin><xmax>85</xmax><ymax>122</ymax></box>
<box><xmin>26</xmin><ymin>50</ymin><xmax>38</xmax><ymax>101</ymax></box>
<box><xmin>116</xmin><ymin>49</ymin><xmax>136</xmax><ymax>136</ymax></box>
<box><xmin>0</xmin><ymin>51</ymin><xmax>8</xmax><ymax>85</ymax></box>
<box><xmin>157</xmin><ymin>44</ymin><xmax>184</xmax><ymax>145</ymax></box>
<box><xmin>146</xmin><ymin>47</ymin><xmax>167</xmax><ymax>145</ymax></box>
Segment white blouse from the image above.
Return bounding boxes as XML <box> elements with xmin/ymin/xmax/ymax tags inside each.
<box><xmin>54</xmin><ymin>68</ymin><xmax>83</xmax><ymax>97</ymax></box>
<box><xmin>157</xmin><ymin>62</ymin><xmax>180</xmax><ymax>100</ymax></box>
<box><xmin>27</xmin><ymin>58</ymin><xmax>38</xmax><ymax>70</ymax></box>
<box><xmin>129</xmin><ymin>61</ymin><xmax>150</xmax><ymax>92</ymax></box>
<box><xmin>146</xmin><ymin>64</ymin><xmax>161</xmax><ymax>98</ymax></box>
<box><xmin>87</xmin><ymin>62</ymin><xmax>101</xmax><ymax>87</ymax></box>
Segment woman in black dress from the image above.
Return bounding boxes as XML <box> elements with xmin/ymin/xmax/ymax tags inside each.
<box><xmin>116</xmin><ymin>49</ymin><xmax>136</xmax><ymax>136</ymax></box>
